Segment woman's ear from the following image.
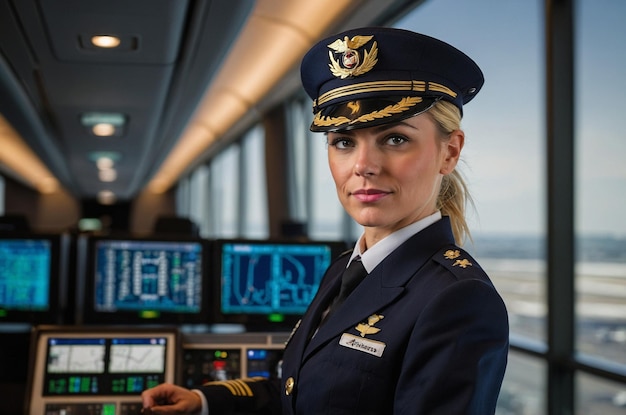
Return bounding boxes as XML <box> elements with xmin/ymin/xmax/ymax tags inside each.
<box><xmin>440</xmin><ymin>130</ymin><xmax>464</xmax><ymax>175</ymax></box>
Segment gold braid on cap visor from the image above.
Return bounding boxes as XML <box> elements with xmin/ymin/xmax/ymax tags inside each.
<box><xmin>313</xmin><ymin>96</ymin><xmax>423</xmax><ymax>128</ymax></box>
<box><xmin>311</xmin><ymin>80</ymin><xmax>458</xmax><ymax>128</ymax></box>
<box><xmin>314</xmin><ymin>80</ymin><xmax>457</xmax><ymax>108</ymax></box>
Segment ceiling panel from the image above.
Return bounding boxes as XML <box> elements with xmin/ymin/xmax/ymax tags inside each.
<box><xmin>0</xmin><ymin>0</ymin><xmax>254</xmax><ymax>200</ymax></box>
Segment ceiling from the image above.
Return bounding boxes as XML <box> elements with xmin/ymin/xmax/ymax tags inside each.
<box><xmin>0</xmin><ymin>0</ymin><xmax>419</xmax><ymax>203</ymax></box>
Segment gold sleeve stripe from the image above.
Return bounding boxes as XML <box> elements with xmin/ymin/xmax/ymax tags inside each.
<box><xmin>231</xmin><ymin>380</ymin><xmax>247</xmax><ymax>396</ymax></box>
<box><xmin>247</xmin><ymin>376</ymin><xmax>266</xmax><ymax>382</ymax></box>
<box><xmin>203</xmin><ymin>381</ymin><xmax>239</xmax><ymax>395</ymax></box>
<box><xmin>234</xmin><ymin>379</ymin><xmax>253</xmax><ymax>396</ymax></box>
<box><xmin>202</xmin><ymin>378</ymin><xmax>267</xmax><ymax>397</ymax></box>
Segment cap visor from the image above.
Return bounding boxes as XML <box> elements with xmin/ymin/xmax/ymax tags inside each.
<box><xmin>310</xmin><ymin>96</ymin><xmax>439</xmax><ymax>132</ymax></box>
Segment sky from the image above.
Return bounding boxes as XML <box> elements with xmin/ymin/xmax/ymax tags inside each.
<box><xmin>387</xmin><ymin>0</ymin><xmax>626</xmax><ymax>237</ymax></box>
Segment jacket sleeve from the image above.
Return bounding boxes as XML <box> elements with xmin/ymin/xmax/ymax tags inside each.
<box><xmin>395</xmin><ymin>279</ymin><xmax>509</xmax><ymax>414</ymax></box>
<box><xmin>196</xmin><ymin>377</ymin><xmax>282</xmax><ymax>415</ymax></box>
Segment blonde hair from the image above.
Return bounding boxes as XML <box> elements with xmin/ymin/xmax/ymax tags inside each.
<box><xmin>427</xmin><ymin>100</ymin><xmax>474</xmax><ymax>245</ymax></box>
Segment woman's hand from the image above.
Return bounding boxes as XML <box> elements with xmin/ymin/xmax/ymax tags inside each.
<box><xmin>141</xmin><ymin>383</ymin><xmax>203</xmax><ymax>415</ymax></box>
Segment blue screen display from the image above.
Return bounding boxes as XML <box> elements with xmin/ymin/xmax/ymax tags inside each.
<box><xmin>0</xmin><ymin>239</ymin><xmax>51</xmax><ymax>310</ymax></box>
<box><xmin>220</xmin><ymin>242</ymin><xmax>333</xmax><ymax>315</ymax></box>
<box><xmin>93</xmin><ymin>239</ymin><xmax>203</xmax><ymax>314</ymax></box>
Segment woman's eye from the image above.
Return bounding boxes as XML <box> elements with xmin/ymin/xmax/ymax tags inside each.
<box><xmin>330</xmin><ymin>137</ymin><xmax>353</xmax><ymax>149</ymax></box>
<box><xmin>385</xmin><ymin>135</ymin><xmax>408</xmax><ymax>146</ymax></box>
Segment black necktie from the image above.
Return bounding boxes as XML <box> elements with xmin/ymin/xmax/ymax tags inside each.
<box><xmin>326</xmin><ymin>257</ymin><xmax>368</xmax><ymax>318</ymax></box>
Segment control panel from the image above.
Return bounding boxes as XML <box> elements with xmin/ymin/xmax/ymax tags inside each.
<box><xmin>181</xmin><ymin>332</ymin><xmax>288</xmax><ymax>388</ymax></box>
<box><xmin>26</xmin><ymin>326</ymin><xmax>179</xmax><ymax>415</ymax></box>
<box><xmin>26</xmin><ymin>327</ymin><xmax>289</xmax><ymax>414</ymax></box>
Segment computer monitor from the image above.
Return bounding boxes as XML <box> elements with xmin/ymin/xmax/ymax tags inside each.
<box><xmin>25</xmin><ymin>325</ymin><xmax>180</xmax><ymax>415</ymax></box>
<box><xmin>0</xmin><ymin>232</ymin><xmax>69</xmax><ymax>325</ymax></box>
<box><xmin>211</xmin><ymin>239</ymin><xmax>347</xmax><ymax>330</ymax></box>
<box><xmin>79</xmin><ymin>235</ymin><xmax>211</xmax><ymax>325</ymax></box>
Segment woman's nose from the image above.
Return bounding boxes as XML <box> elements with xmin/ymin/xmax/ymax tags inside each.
<box><xmin>353</xmin><ymin>145</ymin><xmax>379</xmax><ymax>176</ymax></box>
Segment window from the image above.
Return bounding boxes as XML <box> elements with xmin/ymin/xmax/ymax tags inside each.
<box><xmin>307</xmin><ymin>120</ymin><xmax>345</xmax><ymax>241</ymax></box>
<box><xmin>574</xmin><ymin>0</ymin><xmax>626</xmax><ymax>372</ymax></box>
<box><xmin>497</xmin><ymin>352</ymin><xmax>546</xmax><ymax>415</ymax></box>
<box><xmin>175</xmin><ymin>175</ymin><xmax>191</xmax><ymax>218</ymax></box>
<box><xmin>287</xmin><ymin>95</ymin><xmax>344</xmax><ymax>241</ymax></box>
<box><xmin>209</xmin><ymin>145</ymin><xmax>240</xmax><ymax>238</ymax></box>
<box><xmin>285</xmin><ymin>98</ymin><xmax>311</xmax><ymax>224</ymax></box>
<box><xmin>576</xmin><ymin>372</ymin><xmax>626</xmax><ymax>414</ymax></box>
<box><xmin>188</xmin><ymin>165</ymin><xmax>210</xmax><ymax>237</ymax></box>
<box><xmin>180</xmin><ymin>125</ymin><xmax>267</xmax><ymax>239</ymax></box>
<box><xmin>240</xmin><ymin>125</ymin><xmax>268</xmax><ymax>238</ymax></box>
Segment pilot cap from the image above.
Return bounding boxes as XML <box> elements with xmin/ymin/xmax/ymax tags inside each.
<box><xmin>300</xmin><ymin>27</ymin><xmax>484</xmax><ymax>132</ymax></box>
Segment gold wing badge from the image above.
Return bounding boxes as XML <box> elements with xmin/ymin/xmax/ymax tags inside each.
<box><xmin>356</xmin><ymin>313</ymin><xmax>384</xmax><ymax>337</ymax></box>
<box><xmin>327</xmin><ymin>35</ymin><xmax>378</xmax><ymax>79</ymax></box>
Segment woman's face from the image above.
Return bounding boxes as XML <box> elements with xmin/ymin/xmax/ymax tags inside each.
<box><xmin>327</xmin><ymin>111</ymin><xmax>463</xmax><ymax>245</ymax></box>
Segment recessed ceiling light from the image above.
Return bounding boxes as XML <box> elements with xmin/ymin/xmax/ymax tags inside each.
<box><xmin>81</xmin><ymin>113</ymin><xmax>126</xmax><ymax>137</ymax></box>
<box><xmin>80</xmin><ymin>34</ymin><xmax>138</xmax><ymax>52</ymax></box>
<box><xmin>91</xmin><ymin>35</ymin><xmax>121</xmax><ymax>48</ymax></box>
<box><xmin>97</xmin><ymin>190</ymin><xmax>116</xmax><ymax>205</ymax></box>
<box><xmin>98</xmin><ymin>168</ymin><xmax>117</xmax><ymax>182</ymax></box>
<box><xmin>78</xmin><ymin>218</ymin><xmax>102</xmax><ymax>232</ymax></box>
<box><xmin>89</xmin><ymin>151</ymin><xmax>121</xmax><ymax>162</ymax></box>
<box><xmin>96</xmin><ymin>156</ymin><xmax>115</xmax><ymax>170</ymax></box>
<box><xmin>92</xmin><ymin>123</ymin><xmax>116</xmax><ymax>136</ymax></box>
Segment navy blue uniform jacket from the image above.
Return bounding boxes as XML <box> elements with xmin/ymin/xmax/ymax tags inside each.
<box><xmin>199</xmin><ymin>217</ymin><xmax>509</xmax><ymax>414</ymax></box>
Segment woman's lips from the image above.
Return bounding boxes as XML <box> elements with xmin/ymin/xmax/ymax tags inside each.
<box><xmin>351</xmin><ymin>189</ymin><xmax>390</xmax><ymax>203</ymax></box>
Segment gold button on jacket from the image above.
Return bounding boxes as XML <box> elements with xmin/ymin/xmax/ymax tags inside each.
<box><xmin>284</xmin><ymin>377</ymin><xmax>295</xmax><ymax>395</ymax></box>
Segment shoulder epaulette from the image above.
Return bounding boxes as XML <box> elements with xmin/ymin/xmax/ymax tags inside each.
<box><xmin>433</xmin><ymin>245</ymin><xmax>483</xmax><ymax>275</ymax></box>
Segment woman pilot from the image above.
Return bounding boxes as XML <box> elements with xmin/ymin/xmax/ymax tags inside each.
<box><xmin>142</xmin><ymin>26</ymin><xmax>509</xmax><ymax>415</ymax></box>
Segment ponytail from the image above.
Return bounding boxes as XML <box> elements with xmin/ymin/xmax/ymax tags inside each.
<box><xmin>428</xmin><ymin>101</ymin><xmax>474</xmax><ymax>245</ymax></box>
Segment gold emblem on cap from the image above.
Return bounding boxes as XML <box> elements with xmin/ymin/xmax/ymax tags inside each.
<box><xmin>356</xmin><ymin>313</ymin><xmax>384</xmax><ymax>337</ymax></box>
<box><xmin>346</xmin><ymin>101</ymin><xmax>360</xmax><ymax>115</ymax></box>
<box><xmin>327</xmin><ymin>35</ymin><xmax>378</xmax><ymax>79</ymax></box>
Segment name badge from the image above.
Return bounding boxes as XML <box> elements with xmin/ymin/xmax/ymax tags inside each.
<box><xmin>339</xmin><ymin>333</ymin><xmax>386</xmax><ymax>357</ymax></box>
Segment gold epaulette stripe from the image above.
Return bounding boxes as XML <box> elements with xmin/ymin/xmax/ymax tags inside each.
<box><xmin>316</xmin><ymin>80</ymin><xmax>456</xmax><ymax>107</ymax></box>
